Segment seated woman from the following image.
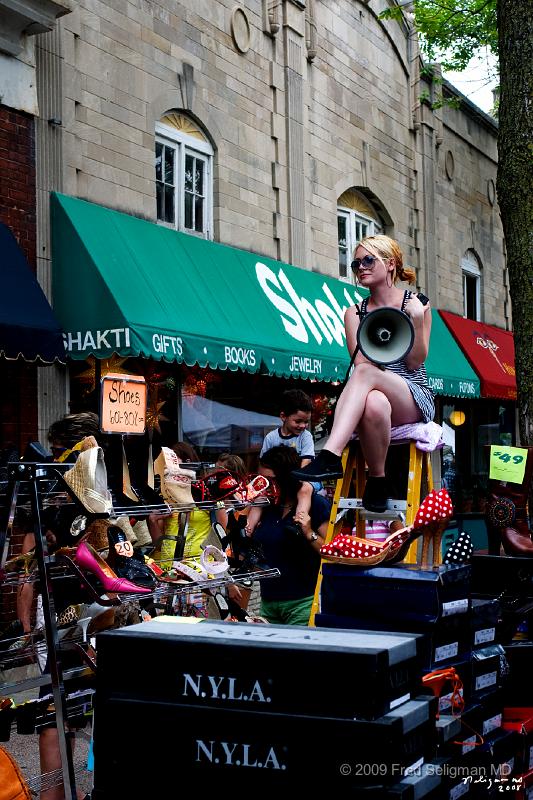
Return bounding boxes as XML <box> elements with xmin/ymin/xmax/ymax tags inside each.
<box><xmin>293</xmin><ymin>234</ymin><xmax>434</xmax><ymax>512</ymax></box>
<box><xmin>254</xmin><ymin>446</ymin><xmax>330</xmax><ymax>626</ymax></box>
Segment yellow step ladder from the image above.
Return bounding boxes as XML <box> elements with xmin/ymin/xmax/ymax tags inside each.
<box><xmin>309</xmin><ymin>439</ymin><xmax>434</xmax><ymax>626</ymax></box>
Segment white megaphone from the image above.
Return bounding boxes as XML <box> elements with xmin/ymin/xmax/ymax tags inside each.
<box><xmin>357</xmin><ymin>306</ymin><xmax>414</xmax><ymax>366</ymax></box>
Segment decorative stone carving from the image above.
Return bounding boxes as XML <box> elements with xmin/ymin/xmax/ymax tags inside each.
<box><xmin>445</xmin><ymin>150</ymin><xmax>455</xmax><ymax>181</ymax></box>
<box><xmin>231</xmin><ymin>6</ymin><xmax>251</xmax><ymax>54</ymax></box>
<box><xmin>0</xmin><ymin>0</ymin><xmax>71</xmax><ymax>56</ymax></box>
<box><xmin>487</xmin><ymin>178</ymin><xmax>496</xmax><ymax>206</ymax></box>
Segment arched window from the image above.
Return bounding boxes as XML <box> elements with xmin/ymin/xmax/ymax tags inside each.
<box><xmin>337</xmin><ymin>190</ymin><xmax>382</xmax><ymax>281</ymax></box>
<box><xmin>461</xmin><ymin>250</ymin><xmax>482</xmax><ymax>320</ymax></box>
<box><xmin>155</xmin><ymin>112</ymin><xmax>213</xmax><ymax>238</ymax></box>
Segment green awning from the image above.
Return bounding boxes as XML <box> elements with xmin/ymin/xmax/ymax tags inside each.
<box><xmin>51</xmin><ymin>193</ymin><xmax>367</xmax><ymax>382</ymax></box>
<box><xmin>426</xmin><ymin>309</ymin><xmax>480</xmax><ymax>398</ymax></box>
<box><xmin>51</xmin><ymin>192</ymin><xmax>479</xmax><ymax>395</ymax></box>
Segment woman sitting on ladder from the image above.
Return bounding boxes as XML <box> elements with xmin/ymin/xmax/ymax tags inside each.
<box><xmin>293</xmin><ymin>234</ymin><xmax>434</xmax><ymax>512</ymax></box>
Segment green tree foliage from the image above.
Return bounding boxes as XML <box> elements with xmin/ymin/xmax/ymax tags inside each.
<box><xmin>403</xmin><ymin>0</ymin><xmax>497</xmax><ymax>71</ymax></box>
<box><xmin>384</xmin><ymin>0</ymin><xmax>533</xmax><ymax>446</ymax></box>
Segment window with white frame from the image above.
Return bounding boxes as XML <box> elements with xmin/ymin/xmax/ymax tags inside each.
<box><xmin>337</xmin><ymin>190</ymin><xmax>382</xmax><ymax>281</ymax></box>
<box><xmin>462</xmin><ymin>250</ymin><xmax>481</xmax><ymax>320</ymax></box>
<box><xmin>155</xmin><ymin>113</ymin><xmax>213</xmax><ymax>238</ymax></box>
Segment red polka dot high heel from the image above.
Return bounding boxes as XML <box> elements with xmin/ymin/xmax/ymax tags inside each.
<box><xmin>388</xmin><ymin>488</ymin><xmax>453</xmax><ymax>566</ymax></box>
<box><xmin>320</xmin><ymin>489</ymin><xmax>453</xmax><ymax>567</ymax></box>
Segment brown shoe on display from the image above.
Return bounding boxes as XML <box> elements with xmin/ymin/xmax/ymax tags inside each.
<box><xmin>485</xmin><ymin>445</ymin><xmax>533</xmax><ymax>556</ymax></box>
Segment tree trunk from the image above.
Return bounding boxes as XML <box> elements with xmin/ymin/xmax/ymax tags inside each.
<box><xmin>496</xmin><ymin>0</ymin><xmax>533</xmax><ymax>444</ymax></box>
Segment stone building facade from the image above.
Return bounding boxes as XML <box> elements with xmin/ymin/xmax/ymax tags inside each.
<box><xmin>0</xmin><ymin>0</ymin><xmax>70</xmax><ymax>452</ymax></box>
<box><xmin>5</xmin><ymin>0</ymin><xmax>506</xmax><ymax>431</ymax></box>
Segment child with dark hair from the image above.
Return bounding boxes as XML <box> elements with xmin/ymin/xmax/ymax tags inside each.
<box><xmin>260</xmin><ymin>389</ymin><xmax>314</xmax><ymax>460</ymax></box>
<box><xmin>247</xmin><ymin>389</ymin><xmax>316</xmax><ymax>537</ymax></box>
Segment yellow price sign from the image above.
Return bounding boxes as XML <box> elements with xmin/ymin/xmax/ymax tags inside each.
<box><xmin>489</xmin><ymin>445</ymin><xmax>528</xmax><ymax>483</ymax></box>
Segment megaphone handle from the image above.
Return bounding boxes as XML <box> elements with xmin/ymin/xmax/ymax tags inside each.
<box><xmin>417</xmin><ymin>292</ymin><xmax>429</xmax><ymax>306</ymax></box>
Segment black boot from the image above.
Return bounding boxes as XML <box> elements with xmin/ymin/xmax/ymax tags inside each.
<box><xmin>362</xmin><ymin>476</ymin><xmax>389</xmax><ymax>513</ymax></box>
<box><xmin>292</xmin><ymin>449</ymin><xmax>343</xmax><ymax>481</ymax></box>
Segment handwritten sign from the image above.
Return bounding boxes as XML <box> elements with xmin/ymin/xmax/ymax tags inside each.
<box><xmin>489</xmin><ymin>445</ymin><xmax>528</xmax><ymax>484</ymax></box>
<box><xmin>100</xmin><ymin>373</ymin><xmax>146</xmax><ymax>435</ymax></box>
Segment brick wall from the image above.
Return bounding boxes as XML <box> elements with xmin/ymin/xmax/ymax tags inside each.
<box><xmin>0</xmin><ymin>104</ymin><xmax>38</xmax><ymax>629</ymax></box>
<box><xmin>0</xmin><ymin>104</ymin><xmax>36</xmax><ymax>266</ymax></box>
<box><xmin>0</xmin><ymin>103</ymin><xmax>38</xmax><ymax>457</ymax></box>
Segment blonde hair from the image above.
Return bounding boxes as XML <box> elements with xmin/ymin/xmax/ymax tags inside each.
<box><xmin>356</xmin><ymin>235</ymin><xmax>416</xmax><ymax>285</ymax></box>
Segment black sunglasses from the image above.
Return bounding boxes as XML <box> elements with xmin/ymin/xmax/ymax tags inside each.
<box><xmin>351</xmin><ymin>254</ymin><xmax>377</xmax><ymax>272</ymax></box>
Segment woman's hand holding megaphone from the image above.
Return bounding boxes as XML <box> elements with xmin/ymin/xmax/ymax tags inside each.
<box><xmin>403</xmin><ymin>293</ymin><xmax>427</xmax><ymax>327</ymax></box>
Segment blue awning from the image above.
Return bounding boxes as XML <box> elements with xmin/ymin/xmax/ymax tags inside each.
<box><xmin>0</xmin><ymin>223</ymin><xmax>65</xmax><ymax>363</ymax></box>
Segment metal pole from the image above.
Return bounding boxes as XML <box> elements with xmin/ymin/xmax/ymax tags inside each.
<box><xmin>29</xmin><ymin>463</ymin><xmax>77</xmax><ymax>800</ymax></box>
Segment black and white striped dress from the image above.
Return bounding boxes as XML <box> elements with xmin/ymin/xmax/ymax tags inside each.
<box><xmin>360</xmin><ymin>291</ymin><xmax>435</xmax><ymax>423</ymax></box>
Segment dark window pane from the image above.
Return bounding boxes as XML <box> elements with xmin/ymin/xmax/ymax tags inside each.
<box><xmin>195</xmin><ymin>161</ymin><xmax>204</xmax><ymax>195</ymax></box>
<box><xmin>155</xmin><ymin>142</ymin><xmax>162</xmax><ymax>182</ymax></box>
<box><xmin>194</xmin><ymin>196</ymin><xmax>204</xmax><ymax>233</ymax></box>
<box><xmin>185</xmin><ymin>154</ymin><xmax>194</xmax><ymax>192</ymax></box>
<box><xmin>164</xmin><ymin>146</ymin><xmax>174</xmax><ymax>185</ymax></box>
<box><xmin>156</xmin><ymin>182</ymin><xmax>163</xmax><ymax>221</ymax></box>
<box><xmin>337</xmin><ymin>216</ymin><xmax>347</xmax><ymax>248</ymax></box>
<box><xmin>465</xmin><ymin>274</ymin><xmax>478</xmax><ymax>319</ymax></box>
<box><xmin>338</xmin><ymin>248</ymin><xmax>348</xmax><ymax>278</ymax></box>
<box><xmin>184</xmin><ymin>191</ymin><xmax>193</xmax><ymax>229</ymax></box>
<box><xmin>164</xmin><ymin>185</ymin><xmax>174</xmax><ymax>224</ymax></box>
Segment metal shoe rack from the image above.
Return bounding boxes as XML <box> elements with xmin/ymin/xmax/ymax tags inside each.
<box><xmin>0</xmin><ymin>461</ymin><xmax>278</xmax><ymax>798</ymax></box>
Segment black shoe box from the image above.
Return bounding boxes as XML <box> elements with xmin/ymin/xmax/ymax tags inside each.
<box><xmin>321</xmin><ymin>562</ymin><xmax>471</xmax><ymax>625</ymax></box>
<box><xmin>419</xmin><ymin>658</ymin><xmax>471</xmax><ymax>717</ymax></box>
<box><xmin>356</xmin><ymin>761</ymin><xmax>443</xmax><ymax>798</ymax></box>
<box><xmin>478</xmin><ymin>688</ymin><xmax>506</xmax><ymax>739</ymax></box>
<box><xmin>315</xmin><ymin>611</ymin><xmax>471</xmax><ymax>669</ymax></box>
<box><xmin>438</xmin><ymin>748</ymin><xmax>493</xmax><ymax>799</ymax></box>
<box><xmin>484</xmin><ymin>728</ymin><xmax>523</xmax><ymax>782</ymax></box>
<box><xmin>440</xmin><ymin>729</ymin><xmax>520</xmax><ymax>799</ymax></box>
<box><xmin>503</xmin><ymin>643</ymin><xmax>533</xmax><ymax>705</ymax></box>
<box><xmin>92</xmin><ymin>697</ymin><xmax>437</xmax><ymax>796</ymax></box>
<box><xmin>471</xmin><ymin>599</ymin><xmax>501</xmax><ymax>650</ymax></box>
<box><xmin>471</xmin><ymin>645</ymin><xmax>507</xmax><ymax>700</ymax></box>
<box><xmin>436</xmin><ymin>714</ymin><xmax>462</xmax><ymax>746</ymax></box>
<box><xmin>441</xmin><ymin>703</ymin><xmax>483</xmax><ymax>759</ymax></box>
<box><xmin>96</xmin><ymin>618</ymin><xmax>424</xmax><ymax>721</ymax></box>
<box><xmin>441</xmin><ymin>690</ymin><xmax>505</xmax><ymax>761</ymax></box>
<box><xmin>472</xmin><ymin>555</ymin><xmax>533</xmax><ymax>598</ymax></box>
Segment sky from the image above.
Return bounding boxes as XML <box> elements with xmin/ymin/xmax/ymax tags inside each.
<box><xmin>443</xmin><ymin>49</ymin><xmax>499</xmax><ymax>114</ymax></box>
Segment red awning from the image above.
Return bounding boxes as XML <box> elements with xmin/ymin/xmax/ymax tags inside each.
<box><xmin>439</xmin><ymin>311</ymin><xmax>516</xmax><ymax>400</ymax></box>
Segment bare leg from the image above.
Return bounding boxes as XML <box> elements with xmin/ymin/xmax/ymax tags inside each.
<box><xmin>39</xmin><ymin>728</ymin><xmax>85</xmax><ymax>800</ymax></box>
<box><xmin>325</xmin><ymin>362</ymin><xmax>421</xmax><ymax>455</ymax></box>
<box><xmin>357</xmin><ymin>390</ymin><xmax>392</xmax><ymax>477</ymax></box>
<box><xmin>17</xmin><ymin>533</ymin><xmax>36</xmax><ymax>634</ymax></box>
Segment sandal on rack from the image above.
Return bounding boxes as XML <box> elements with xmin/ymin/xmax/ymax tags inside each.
<box><xmin>320</xmin><ymin>489</ymin><xmax>453</xmax><ymax>567</ymax></box>
<box><xmin>232</xmin><ymin>474</ymin><xmax>270</xmax><ymax>505</ymax></box>
<box><xmin>63</xmin><ymin>445</ymin><xmax>113</xmax><ymax>515</ymax></box>
<box><xmin>202</xmin><ymin>470</ymin><xmax>241</xmax><ymax>501</ymax></box>
<box><xmin>2</xmin><ymin>550</ymin><xmax>37</xmax><ymax>576</ymax></box>
<box><xmin>153</xmin><ymin>447</ymin><xmax>196</xmax><ymax>506</ymax></box>
<box><xmin>170</xmin><ymin>545</ymin><xmax>228</xmax><ymax>583</ymax></box>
